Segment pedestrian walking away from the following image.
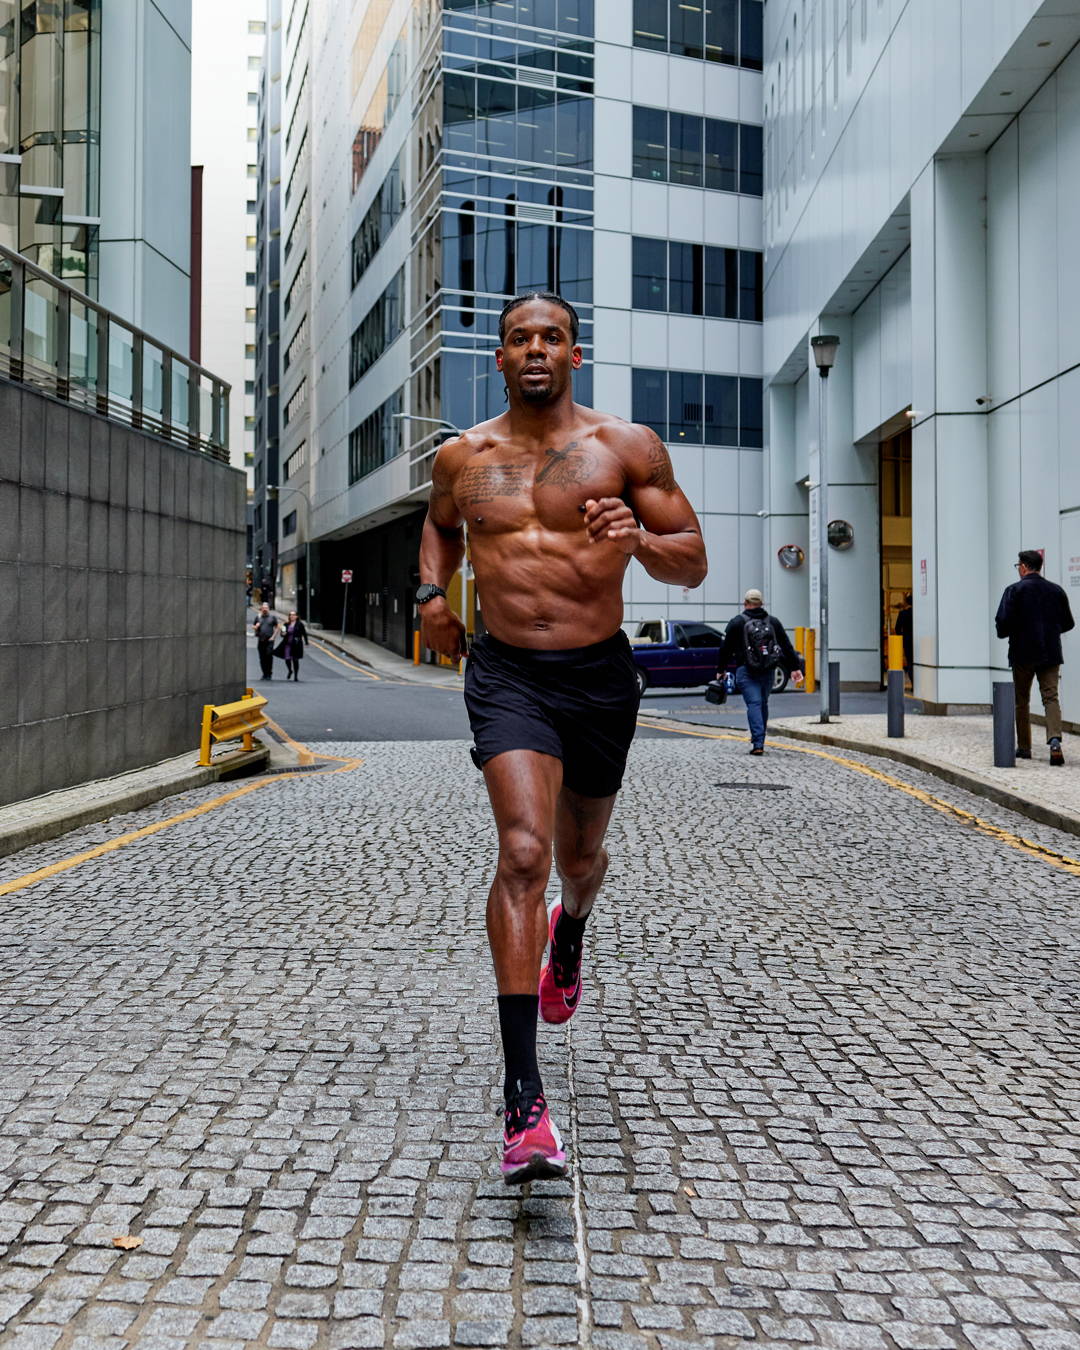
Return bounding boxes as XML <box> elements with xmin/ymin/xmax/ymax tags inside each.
<box><xmin>275</xmin><ymin>609</ymin><xmax>308</xmax><ymax>681</ymax></box>
<box><xmin>995</xmin><ymin>549</ymin><xmax>1074</xmax><ymax>765</ymax></box>
<box><xmin>417</xmin><ymin>291</ymin><xmax>707</xmax><ymax>1185</ymax></box>
<box><xmin>252</xmin><ymin>602</ymin><xmax>279</xmax><ymax>680</ymax></box>
<box><xmin>718</xmin><ymin>589</ymin><xmax>804</xmax><ymax>754</ymax></box>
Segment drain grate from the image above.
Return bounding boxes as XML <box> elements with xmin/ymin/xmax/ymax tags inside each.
<box><xmin>713</xmin><ymin>782</ymin><xmax>792</xmax><ymax>791</ymax></box>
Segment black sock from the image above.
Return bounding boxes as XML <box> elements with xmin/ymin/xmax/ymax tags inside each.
<box><xmin>554</xmin><ymin>907</ymin><xmax>588</xmax><ymax>953</ymax></box>
<box><xmin>497</xmin><ymin>994</ymin><xmax>541</xmax><ymax>1104</ymax></box>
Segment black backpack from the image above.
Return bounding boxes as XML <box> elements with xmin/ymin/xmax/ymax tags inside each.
<box><xmin>743</xmin><ymin>615</ymin><xmax>782</xmax><ymax>672</ymax></box>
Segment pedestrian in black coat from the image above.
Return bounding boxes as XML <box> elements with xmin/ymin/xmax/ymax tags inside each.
<box><xmin>994</xmin><ymin>550</ymin><xmax>1074</xmax><ymax>765</ymax></box>
<box><xmin>276</xmin><ymin>611</ymin><xmax>308</xmax><ymax>681</ymax></box>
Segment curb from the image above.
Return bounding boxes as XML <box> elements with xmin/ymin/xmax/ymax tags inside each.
<box><xmin>0</xmin><ymin>745</ymin><xmax>270</xmax><ymax>860</ymax></box>
<box><xmin>767</xmin><ymin>723</ymin><xmax>1080</xmax><ymax>841</ymax></box>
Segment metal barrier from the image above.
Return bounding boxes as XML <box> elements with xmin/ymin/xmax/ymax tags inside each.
<box><xmin>0</xmin><ymin>243</ymin><xmax>230</xmax><ymax>461</ymax></box>
<box><xmin>198</xmin><ymin>689</ymin><xmax>268</xmax><ymax>766</ymax></box>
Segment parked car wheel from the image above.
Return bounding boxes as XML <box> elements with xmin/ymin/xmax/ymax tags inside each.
<box><xmin>772</xmin><ymin>665</ymin><xmax>791</xmax><ymax>694</ymax></box>
<box><xmin>635</xmin><ymin>666</ymin><xmax>649</xmax><ymax>696</ymax></box>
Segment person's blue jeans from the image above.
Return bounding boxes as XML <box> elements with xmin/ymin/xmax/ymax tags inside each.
<box><xmin>735</xmin><ymin>665</ymin><xmax>772</xmax><ymax>749</ymax></box>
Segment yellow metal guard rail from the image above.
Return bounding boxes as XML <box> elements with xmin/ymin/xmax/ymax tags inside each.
<box><xmin>198</xmin><ymin>688</ymin><xmax>268</xmax><ymax>766</ymax></box>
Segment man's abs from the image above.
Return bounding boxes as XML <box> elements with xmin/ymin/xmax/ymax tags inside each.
<box><xmin>470</xmin><ymin>534</ymin><xmax>628</xmax><ymax>649</ymax></box>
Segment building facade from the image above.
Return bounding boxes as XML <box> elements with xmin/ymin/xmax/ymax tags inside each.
<box><xmin>255</xmin><ymin>0</ymin><xmax>765</xmax><ymax>652</ymax></box>
<box><xmin>251</xmin><ymin>0</ymin><xmax>283</xmax><ymax>597</ymax></box>
<box><xmin>191</xmin><ymin>0</ymin><xmax>267</xmax><ymax>477</ymax></box>
<box><xmin>0</xmin><ymin>0</ymin><xmax>193</xmax><ymax>351</ymax></box>
<box><xmin>762</xmin><ymin>0</ymin><xmax>1080</xmax><ymax>716</ymax></box>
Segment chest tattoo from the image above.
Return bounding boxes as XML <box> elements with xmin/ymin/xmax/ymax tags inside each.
<box><xmin>458</xmin><ymin>464</ymin><xmax>530</xmax><ymax>506</ymax></box>
<box><xmin>535</xmin><ymin>441</ymin><xmax>598</xmax><ymax>487</ymax></box>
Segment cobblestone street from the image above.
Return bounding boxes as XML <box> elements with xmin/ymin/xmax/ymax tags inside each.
<box><xmin>2</xmin><ymin>727</ymin><xmax>1080</xmax><ymax>1350</ymax></box>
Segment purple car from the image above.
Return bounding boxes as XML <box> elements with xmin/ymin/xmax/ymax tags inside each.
<box><xmin>628</xmin><ymin>619</ymin><xmax>791</xmax><ymax>696</ymax></box>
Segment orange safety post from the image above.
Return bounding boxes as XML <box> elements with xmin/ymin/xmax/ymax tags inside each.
<box><xmin>804</xmin><ymin>628</ymin><xmax>817</xmax><ymax>694</ymax></box>
<box><xmin>413</xmin><ymin>630</ymin><xmax>421</xmax><ymax>665</ymax></box>
<box><xmin>887</xmin><ymin>634</ymin><xmax>905</xmax><ymax>672</ymax></box>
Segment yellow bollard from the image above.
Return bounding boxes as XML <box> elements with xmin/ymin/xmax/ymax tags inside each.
<box><xmin>804</xmin><ymin>628</ymin><xmax>816</xmax><ymax>694</ymax></box>
<box><xmin>794</xmin><ymin>626</ymin><xmax>806</xmax><ymax>656</ymax></box>
<box><xmin>887</xmin><ymin>634</ymin><xmax>904</xmax><ymax>672</ymax></box>
<box><xmin>413</xmin><ymin>630</ymin><xmax>421</xmax><ymax>665</ymax></box>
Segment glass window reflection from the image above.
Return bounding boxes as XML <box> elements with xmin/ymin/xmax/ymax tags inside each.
<box><xmin>632</xmin><ymin>237</ymin><xmax>666</xmax><ymax>310</ymax></box>
<box><xmin>704</xmin><ymin>374</ymin><xmax>738</xmax><ymax>445</ymax></box>
<box><xmin>632</xmin><ymin>106</ymin><xmax>667</xmax><ymax>181</ymax></box>
<box><xmin>632</xmin><ymin>368</ymin><xmax>667</xmax><ymax>439</ymax></box>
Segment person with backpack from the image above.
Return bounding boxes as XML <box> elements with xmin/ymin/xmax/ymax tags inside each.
<box><xmin>718</xmin><ymin>589</ymin><xmax>804</xmax><ymax>755</ymax></box>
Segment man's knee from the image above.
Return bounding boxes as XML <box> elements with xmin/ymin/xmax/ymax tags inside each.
<box><xmin>497</xmin><ymin>827</ymin><xmax>551</xmax><ymax>889</ymax></box>
<box><xmin>556</xmin><ymin>845</ymin><xmax>603</xmax><ymax>887</ymax></box>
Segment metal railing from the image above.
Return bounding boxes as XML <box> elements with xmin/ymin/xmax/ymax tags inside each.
<box><xmin>0</xmin><ymin>244</ymin><xmax>230</xmax><ymax>461</ymax></box>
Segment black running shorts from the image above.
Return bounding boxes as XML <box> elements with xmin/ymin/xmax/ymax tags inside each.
<box><xmin>464</xmin><ymin>630</ymin><xmax>641</xmax><ymax>799</ymax></box>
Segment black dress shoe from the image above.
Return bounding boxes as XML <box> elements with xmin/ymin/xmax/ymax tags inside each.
<box><xmin>1016</xmin><ymin>748</ymin><xmax>1031</xmax><ymax>759</ymax></box>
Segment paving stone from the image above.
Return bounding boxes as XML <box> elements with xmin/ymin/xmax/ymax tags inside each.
<box><xmin>2</xmin><ymin>736</ymin><xmax>1080</xmax><ymax>1350</ymax></box>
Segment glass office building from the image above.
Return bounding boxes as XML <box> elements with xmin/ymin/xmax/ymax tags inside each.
<box><xmin>0</xmin><ymin>0</ymin><xmax>101</xmax><ymax>292</ymax></box>
<box><xmin>260</xmin><ymin>0</ymin><xmax>765</xmax><ymax>653</ymax></box>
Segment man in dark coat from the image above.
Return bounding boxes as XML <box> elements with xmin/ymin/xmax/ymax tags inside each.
<box><xmin>717</xmin><ymin>589</ymin><xmax>804</xmax><ymax>755</ymax></box>
<box><xmin>995</xmin><ymin>550</ymin><xmax>1074</xmax><ymax>765</ymax></box>
<box><xmin>252</xmin><ymin>602</ymin><xmax>280</xmax><ymax>681</ymax></box>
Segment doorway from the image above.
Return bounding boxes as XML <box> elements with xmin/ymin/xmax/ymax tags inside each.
<box><xmin>879</xmin><ymin>429</ymin><xmax>912</xmax><ymax>684</ymax></box>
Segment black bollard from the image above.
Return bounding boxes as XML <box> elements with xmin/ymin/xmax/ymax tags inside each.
<box><xmin>887</xmin><ymin>669</ymin><xmax>905</xmax><ymax>738</ymax></box>
<box><xmin>992</xmin><ymin>680</ymin><xmax>1015</xmax><ymax>768</ymax></box>
<box><xmin>828</xmin><ymin>662</ymin><xmax>840</xmax><ymax>717</ymax></box>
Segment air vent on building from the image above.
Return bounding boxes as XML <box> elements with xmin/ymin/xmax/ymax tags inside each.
<box><xmin>517</xmin><ymin>66</ymin><xmax>556</xmax><ymax>88</ymax></box>
<box><xmin>516</xmin><ymin>202</ymin><xmax>557</xmax><ymax>224</ymax></box>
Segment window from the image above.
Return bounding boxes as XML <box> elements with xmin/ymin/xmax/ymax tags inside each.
<box><xmin>285</xmin><ymin>189</ymin><xmax>309</xmax><ymax>260</ymax></box>
<box><xmin>284</xmin><ymin>253</ymin><xmax>309</xmax><ymax>317</ymax></box>
<box><xmin>246</xmin><ymin>199</ymin><xmax>257</xmax><ymax>213</ymax></box>
<box><xmin>348</xmin><ymin>268</ymin><xmax>405</xmax><ymax>386</ymax></box>
<box><xmin>632</xmin><ymin>236</ymin><xmax>666</xmax><ymax>310</ymax></box>
<box><xmin>246</xmin><ymin>235</ymin><xmax>257</xmax><ymax>249</ymax></box>
<box><xmin>246</xmin><ymin>272</ymin><xmax>256</xmax><ymax>286</ymax></box>
<box><xmin>249</xmin><ymin>19</ymin><xmax>266</xmax><ymax>33</ymax></box>
<box><xmin>632</xmin><ymin>0</ymin><xmax>762</xmax><ymax>68</ymax></box>
<box><xmin>633</xmin><ymin>108</ymin><xmax>761</xmax><ymax>196</ymax></box>
<box><xmin>245</xmin><ymin>380</ymin><xmax>255</xmax><ymax>395</ymax></box>
<box><xmin>284</xmin><ymin>379</ymin><xmax>307</xmax><ymax>426</ymax></box>
<box><xmin>283</xmin><ymin>510</ymin><xmax>298</xmax><ymax>536</ymax></box>
<box><xmin>284</xmin><ymin>441</ymin><xmax>307</xmax><ymax>479</ymax></box>
<box><xmin>248</xmin><ymin>92</ymin><xmax>258</xmax><ymax>105</ymax></box>
<box><xmin>632</xmin><ymin>106</ymin><xmax>667</xmax><ymax>181</ymax></box>
<box><xmin>631</xmin><ymin>238</ymin><xmax>762</xmax><ymax>320</ymax></box>
<box><xmin>631</xmin><ymin>369</ymin><xmax>763</xmax><ymax>446</ymax></box>
<box><xmin>348</xmin><ymin>387</ymin><xmax>404</xmax><ymax>484</ymax></box>
<box><xmin>350</xmin><ymin>151</ymin><xmax>405</xmax><ymax>289</ymax></box>
<box><xmin>247</xmin><ymin>54</ymin><xmax>262</xmax><ymax>69</ymax></box>
<box><xmin>285</xmin><ymin>313</ymin><xmax>309</xmax><ymax>371</ymax></box>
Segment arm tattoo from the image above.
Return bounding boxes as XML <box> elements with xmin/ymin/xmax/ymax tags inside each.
<box><xmin>458</xmin><ymin>464</ymin><xmax>530</xmax><ymax>506</ymax></box>
<box><xmin>535</xmin><ymin>441</ymin><xmax>598</xmax><ymax>486</ymax></box>
<box><xmin>644</xmin><ymin>431</ymin><xmax>676</xmax><ymax>491</ymax></box>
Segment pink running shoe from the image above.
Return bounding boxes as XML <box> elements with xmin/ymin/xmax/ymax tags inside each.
<box><xmin>501</xmin><ymin>1091</ymin><xmax>567</xmax><ymax>1185</ymax></box>
<box><xmin>539</xmin><ymin>903</ymin><xmax>583</xmax><ymax>1025</ymax></box>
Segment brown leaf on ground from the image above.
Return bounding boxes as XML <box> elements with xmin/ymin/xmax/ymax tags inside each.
<box><xmin>112</xmin><ymin>1235</ymin><xmax>142</xmax><ymax>1250</ymax></box>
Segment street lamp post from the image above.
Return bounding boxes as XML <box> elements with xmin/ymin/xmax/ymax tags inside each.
<box><xmin>810</xmin><ymin>334</ymin><xmax>840</xmax><ymax>725</ymax></box>
<box><xmin>393</xmin><ymin>413</ymin><xmax>470</xmax><ymax>642</ymax></box>
<box><xmin>267</xmin><ymin>483</ymin><xmax>313</xmax><ymax>624</ymax></box>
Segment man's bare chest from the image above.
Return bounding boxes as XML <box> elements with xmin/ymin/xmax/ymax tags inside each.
<box><xmin>454</xmin><ymin>440</ymin><xmax>625</xmax><ymax>532</ymax></box>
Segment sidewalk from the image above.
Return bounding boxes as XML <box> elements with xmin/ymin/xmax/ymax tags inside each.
<box><xmin>307</xmin><ymin>622</ymin><xmax>464</xmax><ymax>688</ymax></box>
<box><xmin>642</xmin><ymin>694</ymin><xmax>1080</xmax><ymax>837</ymax></box>
<box><xmin>0</xmin><ymin>741</ymin><xmax>269</xmax><ymax>859</ymax></box>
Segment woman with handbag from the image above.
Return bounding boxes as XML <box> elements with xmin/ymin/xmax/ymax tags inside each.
<box><xmin>275</xmin><ymin>610</ymin><xmax>308</xmax><ymax>681</ymax></box>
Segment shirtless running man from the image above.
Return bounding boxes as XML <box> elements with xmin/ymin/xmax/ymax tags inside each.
<box><xmin>417</xmin><ymin>292</ymin><xmax>707</xmax><ymax>1184</ymax></box>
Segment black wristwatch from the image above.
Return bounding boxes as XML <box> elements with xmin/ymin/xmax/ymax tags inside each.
<box><xmin>415</xmin><ymin>583</ymin><xmax>447</xmax><ymax>605</ymax></box>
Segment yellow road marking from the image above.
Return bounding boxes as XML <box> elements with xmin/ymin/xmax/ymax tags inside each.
<box><xmin>641</xmin><ymin>718</ymin><xmax>1080</xmax><ymax>878</ymax></box>
<box><xmin>309</xmin><ymin>640</ymin><xmax>381</xmax><ymax>680</ymax></box>
<box><xmin>0</xmin><ymin>751</ymin><xmax>363</xmax><ymax>898</ymax></box>
<box><xmin>264</xmin><ymin>714</ymin><xmax>315</xmax><ymax>766</ymax></box>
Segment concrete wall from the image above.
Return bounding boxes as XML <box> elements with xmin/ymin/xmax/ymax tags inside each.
<box><xmin>0</xmin><ymin>380</ymin><xmax>247</xmax><ymax>808</ymax></box>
